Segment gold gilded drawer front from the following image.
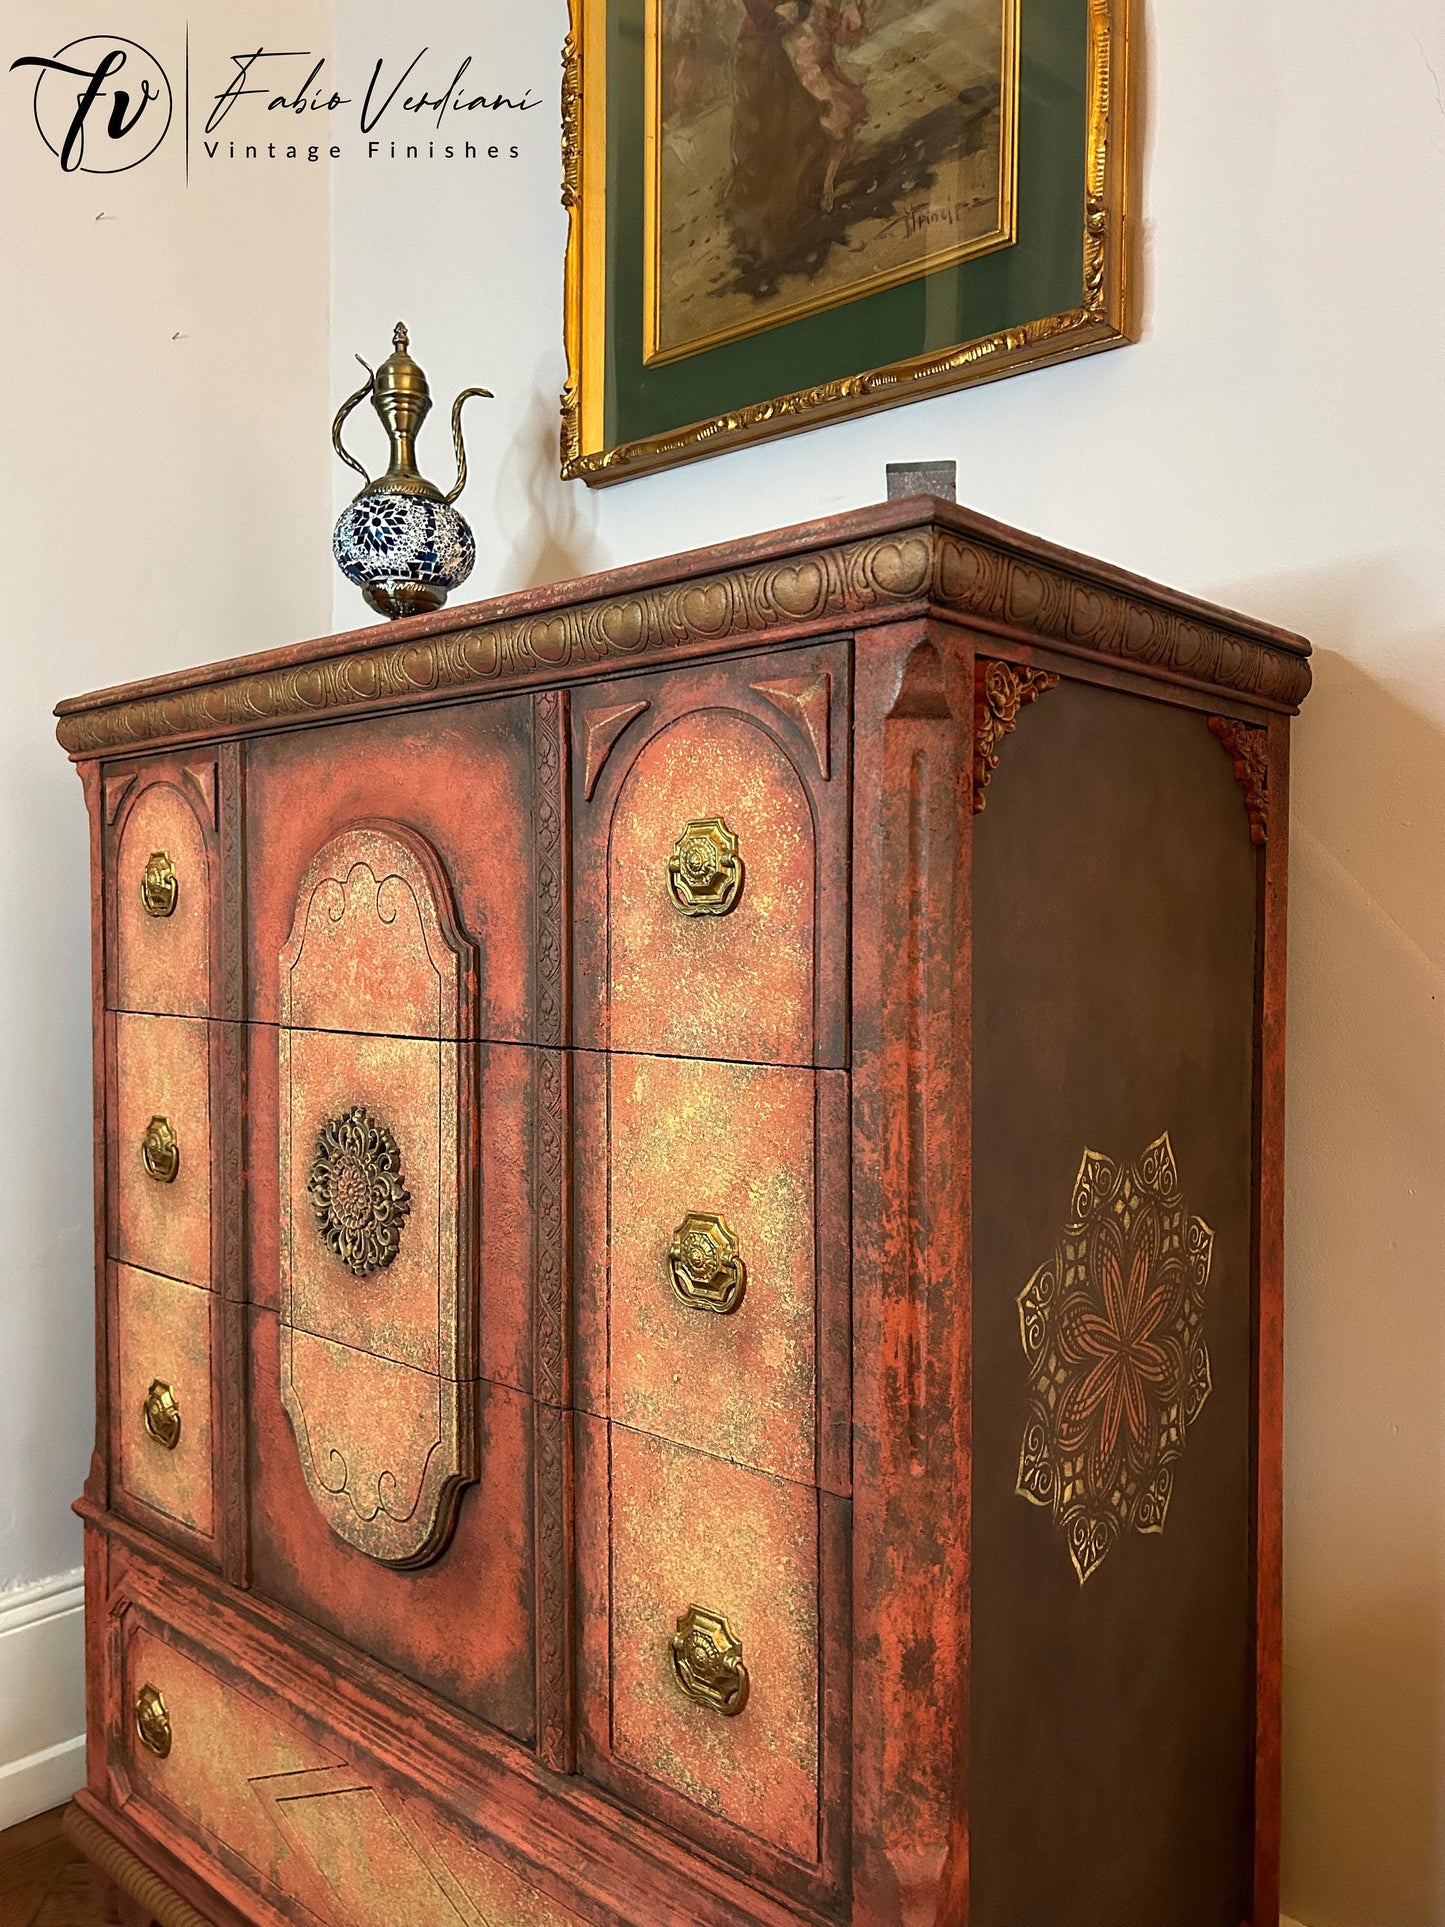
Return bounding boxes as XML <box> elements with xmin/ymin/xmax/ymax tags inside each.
<box><xmin>607</xmin><ymin>710</ymin><xmax>818</xmax><ymax>1066</ymax></box>
<box><xmin>125</xmin><ymin>1625</ymin><xmax>334</xmax><ymax>1889</ymax></box>
<box><xmin>113</xmin><ymin>1013</ymin><xmax>212</xmax><ymax>1288</ymax></box>
<box><xmin>116</xmin><ymin>1265</ymin><xmax>214</xmax><ymax>1538</ymax></box>
<box><xmin>267</xmin><ymin>1771</ymin><xmax>588</xmax><ymax>1927</ymax></box>
<box><xmin>280</xmin><ymin>1027</ymin><xmax>461</xmax><ymax>1377</ymax></box>
<box><xmin>123</xmin><ymin>1619</ymin><xmax>586</xmax><ymax>1927</ymax></box>
<box><xmin>114</xmin><ymin>781</ymin><xmax>211</xmax><ymax>1018</ymax></box>
<box><xmin>606</xmin><ymin>1054</ymin><xmax>818</xmax><ymax>1487</ymax></box>
<box><xmin>608</xmin><ymin>1426</ymin><xmax>820</xmax><ymax>1864</ymax></box>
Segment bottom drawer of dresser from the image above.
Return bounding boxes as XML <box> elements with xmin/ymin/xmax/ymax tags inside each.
<box><xmin>576</xmin><ymin>1418</ymin><xmax>850</xmax><ymax>1911</ymax></box>
<box><xmin>92</xmin><ymin>1530</ymin><xmax>839</xmax><ymax>1927</ymax></box>
<box><xmin>119</xmin><ymin>1618</ymin><xmax>586</xmax><ymax>1927</ymax></box>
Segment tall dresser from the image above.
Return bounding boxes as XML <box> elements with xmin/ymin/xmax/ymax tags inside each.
<box><xmin>57</xmin><ymin>500</ymin><xmax>1311</xmax><ymax>1927</ymax></box>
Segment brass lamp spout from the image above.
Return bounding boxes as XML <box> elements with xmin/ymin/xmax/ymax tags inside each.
<box><xmin>332</xmin><ymin>322</ymin><xmax>492</xmax><ymax>504</ymax></box>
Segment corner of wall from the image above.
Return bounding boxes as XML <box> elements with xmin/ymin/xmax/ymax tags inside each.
<box><xmin>0</xmin><ymin>1571</ymin><xmax>85</xmax><ymax>1829</ymax></box>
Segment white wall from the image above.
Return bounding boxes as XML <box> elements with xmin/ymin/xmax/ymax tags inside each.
<box><xmin>331</xmin><ymin>3</ymin><xmax>1445</xmax><ymax>1924</ymax></box>
<box><xmin>0</xmin><ymin>0</ymin><xmax>332</xmax><ymax>1815</ymax></box>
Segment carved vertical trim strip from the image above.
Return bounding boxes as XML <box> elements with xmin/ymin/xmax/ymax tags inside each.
<box><xmin>217</xmin><ymin>743</ymin><xmax>246</xmax><ymax>1022</ymax></box>
<box><xmin>533</xmin><ymin>686</ymin><xmax>575</xmax><ymax>1770</ymax></box>
<box><xmin>904</xmin><ymin>747</ymin><xmax>932</xmax><ymax>1466</ymax></box>
<box><xmin>217</xmin><ymin>1015</ymin><xmax>250</xmax><ymax>1585</ymax></box>
<box><xmin>533</xmin><ymin>1047</ymin><xmax>569</xmax><ymax>1415</ymax></box>
<box><xmin>534</xmin><ymin>1049</ymin><xmax>575</xmax><ymax>1770</ymax></box>
<box><xmin>535</xmin><ymin>1398</ymin><xmax>576</xmax><ymax>1774</ymax></box>
<box><xmin>534</xmin><ymin>691</ymin><xmax>571</xmax><ymax>1049</ymax></box>
<box><xmin>1208</xmin><ymin>716</ymin><xmax>1270</xmax><ymax>845</ymax></box>
<box><xmin>216</xmin><ymin>743</ymin><xmax>249</xmax><ymax>1586</ymax></box>
<box><xmin>973</xmin><ymin>659</ymin><xmax>1059</xmax><ymax>812</ymax></box>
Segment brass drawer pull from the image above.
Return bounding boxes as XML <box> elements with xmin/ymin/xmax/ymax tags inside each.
<box><xmin>672</xmin><ymin>1604</ymin><xmax>749</xmax><ymax>1717</ymax></box>
<box><xmin>668</xmin><ymin>1213</ymin><xmax>746</xmax><ymax>1316</ymax></box>
<box><xmin>141</xmin><ymin>851</ymin><xmax>178</xmax><ymax>919</ymax></box>
<box><xmin>143</xmin><ymin>1380</ymin><xmax>181</xmax><ymax>1451</ymax></box>
<box><xmin>135</xmin><ymin>1684</ymin><xmax>172</xmax><ymax>1758</ymax></box>
<box><xmin>141</xmin><ymin>1116</ymin><xmax>179</xmax><ymax>1185</ymax></box>
<box><xmin>667</xmin><ymin>817</ymin><xmax>743</xmax><ymax>917</ymax></box>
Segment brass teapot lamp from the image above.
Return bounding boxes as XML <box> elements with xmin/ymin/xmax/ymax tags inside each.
<box><xmin>332</xmin><ymin>323</ymin><xmax>492</xmax><ymax>620</ymax></box>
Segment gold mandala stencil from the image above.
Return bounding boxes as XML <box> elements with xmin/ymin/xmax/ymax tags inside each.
<box><xmin>1016</xmin><ymin>1133</ymin><xmax>1214</xmax><ymax>1584</ymax></box>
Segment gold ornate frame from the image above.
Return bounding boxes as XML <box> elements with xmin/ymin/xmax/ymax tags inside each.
<box><xmin>561</xmin><ymin>0</ymin><xmax>1134</xmax><ymax>486</ymax></box>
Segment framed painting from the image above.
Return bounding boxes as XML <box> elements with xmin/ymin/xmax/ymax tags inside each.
<box><xmin>562</xmin><ymin>0</ymin><xmax>1134</xmax><ymax>484</ymax></box>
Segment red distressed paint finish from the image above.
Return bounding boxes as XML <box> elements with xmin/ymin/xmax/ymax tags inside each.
<box><xmin>61</xmin><ymin>501</ymin><xmax>1310</xmax><ymax>1927</ymax></box>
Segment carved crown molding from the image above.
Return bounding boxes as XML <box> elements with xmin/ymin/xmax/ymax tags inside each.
<box><xmin>56</xmin><ymin>523</ymin><xmax>1312</xmax><ymax>759</ymax></box>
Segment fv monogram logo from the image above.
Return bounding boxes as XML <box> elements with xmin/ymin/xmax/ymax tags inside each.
<box><xmin>11</xmin><ymin>36</ymin><xmax>172</xmax><ymax>173</ymax></box>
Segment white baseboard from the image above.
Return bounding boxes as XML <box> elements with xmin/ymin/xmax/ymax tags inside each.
<box><xmin>0</xmin><ymin>1569</ymin><xmax>85</xmax><ymax>1830</ymax></box>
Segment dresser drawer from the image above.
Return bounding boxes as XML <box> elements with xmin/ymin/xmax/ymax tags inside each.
<box><xmin>106</xmin><ymin>759</ymin><xmax>222</xmax><ymax>1020</ymax></box>
<box><xmin>242</xmin><ymin>701</ymin><xmax>533</xmax><ymax>1042</ymax></box>
<box><xmin>114</xmin><ymin>1264</ymin><xmax>215</xmax><ymax>1546</ymax></box>
<box><xmin>576</xmin><ymin>1052</ymin><xmax>850</xmax><ymax>1492</ymax></box>
<box><xmin>110</xmin><ymin>1013</ymin><xmax>214</xmax><ymax>1289</ymax></box>
<box><xmin>578</xmin><ymin>1420</ymin><xmax>846</xmax><ymax>1884</ymax></box>
<box><xmin>122</xmin><ymin>1623</ymin><xmax>330</xmax><ymax>1900</ymax></box>
<box><xmin>247</xmin><ymin>1308</ymin><xmax>536</xmax><ymax>1742</ymax></box>
<box><xmin>573</xmin><ymin>643</ymin><xmax>849</xmax><ymax>1069</ymax></box>
<box><xmin>117</xmin><ymin>1598</ymin><xmax>589</xmax><ymax>1927</ymax></box>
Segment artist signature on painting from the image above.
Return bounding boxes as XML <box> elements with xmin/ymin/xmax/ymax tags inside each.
<box><xmin>879</xmin><ymin>195</ymin><xmax>992</xmax><ymax>242</ymax></box>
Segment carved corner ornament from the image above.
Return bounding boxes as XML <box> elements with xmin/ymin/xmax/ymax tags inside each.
<box><xmin>1016</xmin><ymin>1133</ymin><xmax>1214</xmax><ymax>1585</ymax></box>
<box><xmin>974</xmin><ymin>659</ymin><xmax>1060</xmax><ymax>812</ymax></box>
<box><xmin>1208</xmin><ymin>716</ymin><xmax>1270</xmax><ymax>845</ymax></box>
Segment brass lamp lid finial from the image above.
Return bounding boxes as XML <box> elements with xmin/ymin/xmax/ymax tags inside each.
<box><xmin>393</xmin><ymin>321</ymin><xmax>409</xmax><ymax>354</ymax></box>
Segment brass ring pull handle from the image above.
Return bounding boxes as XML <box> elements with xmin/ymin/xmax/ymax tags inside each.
<box><xmin>143</xmin><ymin>1380</ymin><xmax>181</xmax><ymax>1451</ymax></box>
<box><xmin>135</xmin><ymin>1684</ymin><xmax>172</xmax><ymax>1759</ymax></box>
<box><xmin>141</xmin><ymin>851</ymin><xmax>178</xmax><ymax>919</ymax></box>
<box><xmin>668</xmin><ymin>1213</ymin><xmax>747</xmax><ymax>1316</ymax></box>
<box><xmin>667</xmin><ymin>817</ymin><xmax>744</xmax><ymax>917</ymax></box>
<box><xmin>672</xmin><ymin>1605</ymin><xmax>750</xmax><ymax>1718</ymax></box>
<box><xmin>141</xmin><ymin>1116</ymin><xmax>180</xmax><ymax>1185</ymax></box>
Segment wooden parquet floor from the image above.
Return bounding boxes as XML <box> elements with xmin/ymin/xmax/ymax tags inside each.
<box><xmin>0</xmin><ymin>1810</ymin><xmax>109</xmax><ymax>1927</ymax></box>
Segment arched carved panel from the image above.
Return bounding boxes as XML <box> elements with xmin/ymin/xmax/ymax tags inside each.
<box><xmin>607</xmin><ymin>712</ymin><xmax>819</xmax><ymax>1066</ymax></box>
<box><xmin>114</xmin><ymin>780</ymin><xmax>213</xmax><ymax>1017</ymax></box>
<box><xmin>278</xmin><ymin>824</ymin><xmax>478</xmax><ymax>1568</ymax></box>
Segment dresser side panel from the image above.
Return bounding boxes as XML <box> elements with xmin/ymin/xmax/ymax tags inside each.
<box><xmin>969</xmin><ymin>676</ymin><xmax>1258</xmax><ymax>1927</ymax></box>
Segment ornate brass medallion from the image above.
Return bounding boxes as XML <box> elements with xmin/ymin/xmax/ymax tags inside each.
<box><xmin>668</xmin><ymin>1212</ymin><xmax>747</xmax><ymax>1316</ymax></box>
<box><xmin>140</xmin><ymin>850</ymin><xmax>178</xmax><ymax>919</ymax></box>
<box><xmin>307</xmin><ymin>1107</ymin><xmax>412</xmax><ymax>1279</ymax></box>
<box><xmin>1016</xmin><ymin>1132</ymin><xmax>1214</xmax><ymax>1585</ymax></box>
<box><xmin>667</xmin><ymin>817</ymin><xmax>744</xmax><ymax>918</ymax></box>
<box><xmin>143</xmin><ymin>1380</ymin><xmax>181</xmax><ymax>1451</ymax></box>
<box><xmin>135</xmin><ymin>1684</ymin><xmax>172</xmax><ymax>1759</ymax></box>
<box><xmin>671</xmin><ymin>1603</ymin><xmax>750</xmax><ymax>1717</ymax></box>
<box><xmin>140</xmin><ymin>1116</ymin><xmax>179</xmax><ymax>1185</ymax></box>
